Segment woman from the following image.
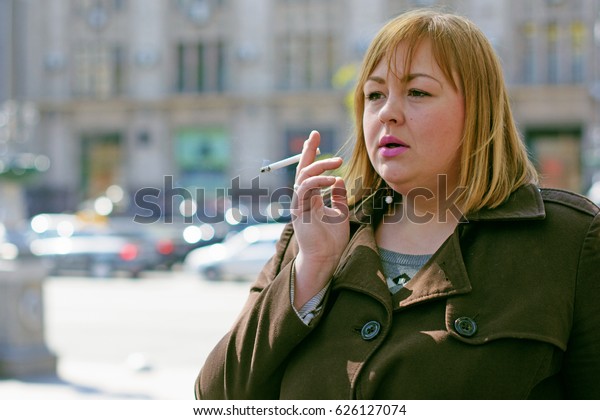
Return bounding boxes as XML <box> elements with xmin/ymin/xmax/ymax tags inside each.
<box><xmin>195</xmin><ymin>9</ymin><xmax>600</xmax><ymax>399</ymax></box>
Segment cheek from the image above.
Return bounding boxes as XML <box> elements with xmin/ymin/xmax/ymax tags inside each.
<box><xmin>421</xmin><ymin>111</ymin><xmax>464</xmax><ymax>148</ymax></box>
<box><xmin>435</xmin><ymin>121</ymin><xmax>464</xmax><ymax>167</ymax></box>
<box><xmin>363</xmin><ymin>112</ymin><xmax>381</xmax><ymax>142</ymax></box>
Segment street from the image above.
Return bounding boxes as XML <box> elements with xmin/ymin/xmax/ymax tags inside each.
<box><xmin>0</xmin><ymin>270</ymin><xmax>251</xmax><ymax>399</ymax></box>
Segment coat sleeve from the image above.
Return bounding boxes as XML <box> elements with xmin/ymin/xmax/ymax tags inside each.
<box><xmin>563</xmin><ymin>211</ymin><xmax>600</xmax><ymax>398</ymax></box>
<box><xmin>194</xmin><ymin>223</ymin><xmax>320</xmax><ymax>399</ymax></box>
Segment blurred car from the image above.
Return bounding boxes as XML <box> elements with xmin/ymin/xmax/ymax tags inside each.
<box><xmin>183</xmin><ymin>222</ymin><xmax>286</xmax><ymax>281</ymax></box>
<box><xmin>107</xmin><ymin>216</ymin><xmax>224</xmax><ymax>269</ymax></box>
<box><xmin>29</xmin><ymin>228</ymin><xmax>160</xmax><ymax>278</ymax></box>
<box><xmin>0</xmin><ymin>222</ymin><xmax>34</xmax><ymax>261</ymax></box>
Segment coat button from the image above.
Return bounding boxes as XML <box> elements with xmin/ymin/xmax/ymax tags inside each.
<box><xmin>454</xmin><ymin>317</ymin><xmax>477</xmax><ymax>337</ymax></box>
<box><xmin>360</xmin><ymin>321</ymin><xmax>381</xmax><ymax>340</ymax></box>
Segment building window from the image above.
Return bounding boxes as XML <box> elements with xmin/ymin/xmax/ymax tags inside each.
<box><xmin>175</xmin><ymin>0</ymin><xmax>224</xmax><ymax>27</ymax></box>
<box><xmin>522</xmin><ymin>22</ymin><xmax>537</xmax><ymax>84</ymax></box>
<box><xmin>80</xmin><ymin>132</ymin><xmax>123</xmax><ymax>200</ymax></box>
<box><xmin>73</xmin><ymin>0</ymin><xmax>127</xmax><ymax>13</ymax></box>
<box><xmin>276</xmin><ymin>32</ymin><xmax>335</xmax><ymax>91</ymax></box>
<box><xmin>73</xmin><ymin>43</ymin><xmax>126</xmax><ymax>98</ymax></box>
<box><xmin>176</xmin><ymin>41</ymin><xmax>226</xmax><ymax>93</ymax></box>
<box><xmin>275</xmin><ymin>0</ymin><xmax>337</xmax><ymax>91</ymax></box>
<box><xmin>519</xmin><ymin>18</ymin><xmax>588</xmax><ymax>85</ymax></box>
<box><xmin>174</xmin><ymin>126</ymin><xmax>229</xmax><ymax>197</ymax></box>
<box><xmin>73</xmin><ymin>0</ymin><xmax>126</xmax><ymax>31</ymax></box>
<box><xmin>546</xmin><ymin>22</ymin><xmax>559</xmax><ymax>84</ymax></box>
<box><xmin>570</xmin><ymin>21</ymin><xmax>586</xmax><ymax>83</ymax></box>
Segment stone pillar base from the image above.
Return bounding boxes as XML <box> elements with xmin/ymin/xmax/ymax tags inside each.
<box><xmin>0</xmin><ymin>346</ymin><xmax>56</xmax><ymax>377</ymax></box>
<box><xmin>0</xmin><ymin>259</ymin><xmax>57</xmax><ymax>378</ymax></box>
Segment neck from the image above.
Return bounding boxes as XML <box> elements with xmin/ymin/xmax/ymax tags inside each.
<box><xmin>386</xmin><ymin>173</ymin><xmax>466</xmax><ymax>223</ymax></box>
<box><xmin>377</xmin><ymin>194</ymin><xmax>462</xmax><ymax>255</ymax></box>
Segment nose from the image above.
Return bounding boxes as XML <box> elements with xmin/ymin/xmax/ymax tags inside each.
<box><xmin>378</xmin><ymin>95</ymin><xmax>404</xmax><ymax>126</ymax></box>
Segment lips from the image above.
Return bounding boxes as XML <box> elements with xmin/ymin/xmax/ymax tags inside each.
<box><xmin>378</xmin><ymin>135</ymin><xmax>409</xmax><ymax>158</ymax></box>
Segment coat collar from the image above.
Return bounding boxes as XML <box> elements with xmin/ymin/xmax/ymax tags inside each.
<box><xmin>465</xmin><ymin>184</ymin><xmax>545</xmax><ymax>222</ymax></box>
<box><xmin>350</xmin><ymin>183</ymin><xmax>546</xmax><ymax>225</ymax></box>
<box><xmin>334</xmin><ymin>184</ymin><xmax>545</xmax><ymax>311</ymax></box>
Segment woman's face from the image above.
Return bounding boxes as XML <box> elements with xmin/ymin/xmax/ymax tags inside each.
<box><xmin>362</xmin><ymin>39</ymin><xmax>465</xmax><ymax>197</ymax></box>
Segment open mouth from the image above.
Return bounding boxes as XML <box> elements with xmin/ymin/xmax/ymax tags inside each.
<box><xmin>379</xmin><ymin>135</ymin><xmax>408</xmax><ymax>149</ymax></box>
<box><xmin>378</xmin><ymin>137</ymin><xmax>409</xmax><ymax>157</ymax></box>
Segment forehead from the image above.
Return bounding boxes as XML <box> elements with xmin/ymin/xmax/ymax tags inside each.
<box><xmin>370</xmin><ymin>38</ymin><xmax>460</xmax><ymax>91</ymax></box>
<box><xmin>370</xmin><ymin>40</ymin><xmax>440</xmax><ymax>79</ymax></box>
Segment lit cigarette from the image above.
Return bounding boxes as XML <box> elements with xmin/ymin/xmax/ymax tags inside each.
<box><xmin>260</xmin><ymin>148</ymin><xmax>321</xmax><ymax>173</ymax></box>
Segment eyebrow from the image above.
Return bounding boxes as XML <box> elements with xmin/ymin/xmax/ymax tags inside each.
<box><xmin>365</xmin><ymin>75</ymin><xmax>385</xmax><ymax>85</ymax></box>
<box><xmin>366</xmin><ymin>73</ymin><xmax>442</xmax><ymax>87</ymax></box>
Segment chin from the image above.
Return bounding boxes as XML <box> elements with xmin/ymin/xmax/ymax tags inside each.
<box><xmin>376</xmin><ymin>166</ymin><xmax>404</xmax><ymax>184</ymax></box>
<box><xmin>380</xmin><ymin>177</ymin><xmax>412</xmax><ymax>196</ymax></box>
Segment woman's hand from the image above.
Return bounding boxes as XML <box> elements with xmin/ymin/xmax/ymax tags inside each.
<box><xmin>291</xmin><ymin>131</ymin><xmax>350</xmax><ymax>309</ymax></box>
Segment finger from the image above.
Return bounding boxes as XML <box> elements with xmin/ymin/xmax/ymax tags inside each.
<box><xmin>294</xmin><ymin>176</ymin><xmax>337</xmax><ymax>202</ymax></box>
<box><xmin>296</xmin><ymin>131</ymin><xmax>321</xmax><ymax>177</ymax></box>
<box><xmin>322</xmin><ymin>177</ymin><xmax>349</xmax><ymax>225</ymax></box>
<box><xmin>292</xmin><ymin>156</ymin><xmax>342</xmax><ymax>209</ymax></box>
<box><xmin>330</xmin><ymin>177</ymin><xmax>348</xmax><ymax>213</ymax></box>
<box><xmin>292</xmin><ymin>176</ymin><xmax>337</xmax><ymax>212</ymax></box>
<box><xmin>296</xmin><ymin>157</ymin><xmax>343</xmax><ymax>185</ymax></box>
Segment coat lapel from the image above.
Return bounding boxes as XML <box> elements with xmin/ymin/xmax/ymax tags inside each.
<box><xmin>392</xmin><ymin>229</ymin><xmax>472</xmax><ymax>310</ymax></box>
<box><xmin>331</xmin><ymin>223</ymin><xmax>392</xmax><ymax>308</ymax></box>
<box><xmin>330</xmin><ymin>184</ymin><xmax>546</xmax><ymax>312</ymax></box>
<box><xmin>330</xmin><ymin>221</ymin><xmax>473</xmax><ymax>312</ymax></box>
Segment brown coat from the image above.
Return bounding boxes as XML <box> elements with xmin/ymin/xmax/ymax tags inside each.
<box><xmin>195</xmin><ymin>185</ymin><xmax>600</xmax><ymax>399</ymax></box>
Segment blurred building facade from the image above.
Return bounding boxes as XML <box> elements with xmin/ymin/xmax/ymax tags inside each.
<box><xmin>3</xmin><ymin>0</ymin><xmax>600</xmax><ymax>220</ymax></box>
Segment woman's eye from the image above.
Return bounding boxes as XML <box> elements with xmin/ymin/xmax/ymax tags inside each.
<box><xmin>408</xmin><ymin>89</ymin><xmax>429</xmax><ymax>98</ymax></box>
<box><xmin>366</xmin><ymin>92</ymin><xmax>384</xmax><ymax>101</ymax></box>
